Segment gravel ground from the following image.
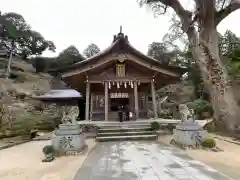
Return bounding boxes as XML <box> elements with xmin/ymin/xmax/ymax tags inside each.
<box><xmin>158</xmin><ymin>135</ymin><xmax>240</xmax><ymax>180</ymax></box>
<box><xmin>0</xmin><ymin>139</ymin><xmax>96</xmax><ymax>180</ymax></box>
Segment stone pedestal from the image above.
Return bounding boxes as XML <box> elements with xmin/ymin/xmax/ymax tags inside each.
<box><xmin>52</xmin><ymin>124</ymin><xmax>86</xmax><ymax>154</ymax></box>
<box><xmin>173</xmin><ymin>121</ymin><xmax>207</xmax><ymax>147</ymax></box>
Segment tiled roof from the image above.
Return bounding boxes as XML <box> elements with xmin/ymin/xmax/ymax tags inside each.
<box><xmin>32</xmin><ymin>89</ymin><xmax>82</xmax><ymax>100</ymax></box>
<box><xmin>54</xmin><ymin>30</ymin><xmax>186</xmax><ymax>75</ymax></box>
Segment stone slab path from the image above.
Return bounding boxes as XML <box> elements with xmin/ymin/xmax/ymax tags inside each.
<box><xmin>73</xmin><ymin>141</ymin><xmax>234</xmax><ymax>180</ymax></box>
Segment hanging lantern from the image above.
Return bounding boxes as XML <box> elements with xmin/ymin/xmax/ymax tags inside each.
<box><xmin>120</xmin><ymin>81</ymin><xmax>122</xmax><ymax>86</ymax></box>
<box><xmin>131</xmin><ymin>82</ymin><xmax>133</xmax><ymax>88</ymax></box>
<box><xmin>124</xmin><ymin>82</ymin><xmax>127</xmax><ymax>88</ymax></box>
<box><xmin>117</xmin><ymin>82</ymin><xmax>120</xmax><ymax>89</ymax></box>
<box><xmin>108</xmin><ymin>82</ymin><xmax>111</xmax><ymax>89</ymax></box>
<box><xmin>129</xmin><ymin>81</ymin><xmax>131</xmax><ymax>85</ymax></box>
<box><xmin>138</xmin><ymin>81</ymin><xmax>140</xmax><ymax>86</ymax></box>
<box><xmin>113</xmin><ymin>81</ymin><xmax>115</xmax><ymax>85</ymax></box>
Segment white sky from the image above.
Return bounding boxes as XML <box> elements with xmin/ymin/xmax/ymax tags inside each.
<box><xmin>2</xmin><ymin>0</ymin><xmax>240</xmax><ymax>57</ymax></box>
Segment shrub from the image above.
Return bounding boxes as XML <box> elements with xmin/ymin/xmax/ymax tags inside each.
<box><xmin>150</xmin><ymin>121</ymin><xmax>160</xmax><ymax>131</ymax></box>
<box><xmin>187</xmin><ymin>99</ymin><xmax>213</xmax><ymax>119</ymax></box>
<box><xmin>201</xmin><ymin>137</ymin><xmax>216</xmax><ymax>148</ymax></box>
<box><xmin>42</xmin><ymin>145</ymin><xmax>55</xmax><ymax>155</ymax></box>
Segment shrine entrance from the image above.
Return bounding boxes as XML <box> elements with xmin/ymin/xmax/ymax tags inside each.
<box><xmin>110</xmin><ymin>93</ymin><xmax>129</xmax><ymax>111</ymax></box>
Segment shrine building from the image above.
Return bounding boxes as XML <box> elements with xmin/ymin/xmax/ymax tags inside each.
<box><xmin>60</xmin><ymin>29</ymin><xmax>185</xmax><ymax>121</ymax></box>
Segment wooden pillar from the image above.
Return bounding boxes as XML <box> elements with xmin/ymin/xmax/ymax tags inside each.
<box><xmin>134</xmin><ymin>81</ymin><xmax>139</xmax><ymax>119</ymax></box>
<box><xmin>85</xmin><ymin>82</ymin><xmax>90</xmax><ymax>121</ymax></box>
<box><xmin>145</xmin><ymin>93</ymin><xmax>148</xmax><ymax>117</ymax></box>
<box><xmin>90</xmin><ymin>93</ymin><xmax>93</xmax><ymax>120</ymax></box>
<box><xmin>151</xmin><ymin>80</ymin><xmax>158</xmax><ymax>118</ymax></box>
<box><xmin>104</xmin><ymin>81</ymin><xmax>108</xmax><ymax>121</ymax></box>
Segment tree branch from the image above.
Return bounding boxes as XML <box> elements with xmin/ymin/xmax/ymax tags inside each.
<box><xmin>146</xmin><ymin>0</ymin><xmax>192</xmax><ymax>31</ymax></box>
<box><xmin>216</xmin><ymin>0</ymin><xmax>240</xmax><ymax>26</ymax></box>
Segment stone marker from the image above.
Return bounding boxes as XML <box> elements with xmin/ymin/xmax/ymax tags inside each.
<box><xmin>52</xmin><ymin>106</ymin><xmax>86</xmax><ymax>155</ymax></box>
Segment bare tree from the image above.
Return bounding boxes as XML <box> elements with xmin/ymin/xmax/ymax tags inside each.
<box><xmin>139</xmin><ymin>0</ymin><xmax>240</xmax><ymax>131</ymax></box>
<box><xmin>83</xmin><ymin>43</ymin><xmax>100</xmax><ymax>58</ymax></box>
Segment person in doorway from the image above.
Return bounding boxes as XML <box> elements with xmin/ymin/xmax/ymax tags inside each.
<box><xmin>129</xmin><ymin>111</ymin><xmax>133</xmax><ymax>120</ymax></box>
<box><xmin>124</xmin><ymin>104</ymin><xmax>130</xmax><ymax>121</ymax></box>
<box><xmin>118</xmin><ymin>105</ymin><xmax>123</xmax><ymax>122</ymax></box>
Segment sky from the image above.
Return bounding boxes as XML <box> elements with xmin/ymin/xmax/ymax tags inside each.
<box><xmin>1</xmin><ymin>0</ymin><xmax>240</xmax><ymax>57</ymax></box>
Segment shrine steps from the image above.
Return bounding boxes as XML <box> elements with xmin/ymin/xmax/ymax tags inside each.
<box><xmin>97</xmin><ymin>131</ymin><xmax>155</xmax><ymax>137</ymax></box>
<box><xmin>98</xmin><ymin>127</ymin><xmax>152</xmax><ymax>132</ymax></box>
<box><xmin>97</xmin><ymin>124</ymin><xmax>151</xmax><ymax>129</ymax></box>
<box><xmin>95</xmin><ymin>124</ymin><xmax>158</xmax><ymax>142</ymax></box>
<box><xmin>96</xmin><ymin>135</ymin><xmax>157</xmax><ymax>142</ymax></box>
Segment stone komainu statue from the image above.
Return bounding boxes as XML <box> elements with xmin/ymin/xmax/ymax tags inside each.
<box><xmin>61</xmin><ymin>106</ymin><xmax>79</xmax><ymax>124</ymax></box>
<box><xmin>179</xmin><ymin>104</ymin><xmax>194</xmax><ymax>123</ymax></box>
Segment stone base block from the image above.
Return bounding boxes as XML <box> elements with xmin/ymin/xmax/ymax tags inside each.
<box><xmin>173</xmin><ymin>122</ymin><xmax>207</xmax><ymax>147</ymax></box>
<box><xmin>52</xmin><ymin>124</ymin><xmax>86</xmax><ymax>154</ymax></box>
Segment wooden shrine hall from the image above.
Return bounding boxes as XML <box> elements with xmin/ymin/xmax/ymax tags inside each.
<box><xmin>60</xmin><ymin>29</ymin><xmax>185</xmax><ymax>121</ymax></box>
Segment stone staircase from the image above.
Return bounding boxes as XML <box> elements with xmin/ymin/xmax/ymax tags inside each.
<box><xmin>95</xmin><ymin>122</ymin><xmax>158</xmax><ymax>142</ymax></box>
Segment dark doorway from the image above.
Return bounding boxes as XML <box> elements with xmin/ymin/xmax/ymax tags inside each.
<box><xmin>110</xmin><ymin>98</ymin><xmax>129</xmax><ymax>111</ymax></box>
<box><xmin>77</xmin><ymin>98</ymin><xmax>85</xmax><ymax>121</ymax></box>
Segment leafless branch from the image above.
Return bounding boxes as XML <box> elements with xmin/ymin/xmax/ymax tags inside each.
<box><xmin>140</xmin><ymin>0</ymin><xmax>199</xmax><ymax>47</ymax></box>
<box><xmin>216</xmin><ymin>0</ymin><xmax>240</xmax><ymax>25</ymax></box>
<box><xmin>221</xmin><ymin>0</ymin><xmax>227</xmax><ymax>10</ymax></box>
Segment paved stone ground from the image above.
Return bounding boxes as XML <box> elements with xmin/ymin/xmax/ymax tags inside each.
<box><xmin>73</xmin><ymin>141</ymin><xmax>234</xmax><ymax>180</ymax></box>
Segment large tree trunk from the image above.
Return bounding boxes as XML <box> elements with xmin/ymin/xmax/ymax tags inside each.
<box><xmin>144</xmin><ymin>0</ymin><xmax>240</xmax><ymax>132</ymax></box>
<box><xmin>187</xmin><ymin>22</ymin><xmax>240</xmax><ymax>132</ymax></box>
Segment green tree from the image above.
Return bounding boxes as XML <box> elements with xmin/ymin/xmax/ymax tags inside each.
<box><xmin>57</xmin><ymin>45</ymin><xmax>85</xmax><ymax>67</ymax></box>
<box><xmin>34</xmin><ymin>57</ymin><xmax>47</xmax><ymax>73</ymax></box>
<box><xmin>219</xmin><ymin>30</ymin><xmax>240</xmax><ymax>57</ymax></box>
<box><xmin>83</xmin><ymin>43</ymin><xmax>100</xmax><ymax>58</ymax></box>
<box><xmin>31</xmin><ymin>56</ymin><xmax>56</xmax><ymax>73</ymax></box>
<box><xmin>0</xmin><ymin>11</ymin><xmax>56</xmax><ymax>76</ymax></box>
<box><xmin>147</xmin><ymin>42</ymin><xmax>170</xmax><ymax>64</ymax></box>
<box><xmin>147</xmin><ymin>41</ymin><xmax>188</xmax><ymax>67</ymax></box>
<box><xmin>139</xmin><ymin>0</ymin><xmax>240</xmax><ymax>131</ymax></box>
<box><xmin>2</xmin><ymin>12</ymin><xmax>56</xmax><ymax>58</ymax></box>
<box><xmin>0</xmin><ymin>12</ymin><xmax>24</xmax><ymax>77</ymax></box>
<box><xmin>219</xmin><ymin>30</ymin><xmax>240</xmax><ymax>80</ymax></box>
<box><xmin>19</xmin><ymin>30</ymin><xmax>56</xmax><ymax>58</ymax></box>
<box><xmin>148</xmin><ymin>41</ymin><xmax>208</xmax><ymax>99</ymax></box>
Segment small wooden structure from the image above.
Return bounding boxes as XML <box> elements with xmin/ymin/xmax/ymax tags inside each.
<box><xmin>33</xmin><ymin>89</ymin><xmax>82</xmax><ymax>103</ymax></box>
<box><xmin>58</xmin><ymin>29</ymin><xmax>185</xmax><ymax>121</ymax></box>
